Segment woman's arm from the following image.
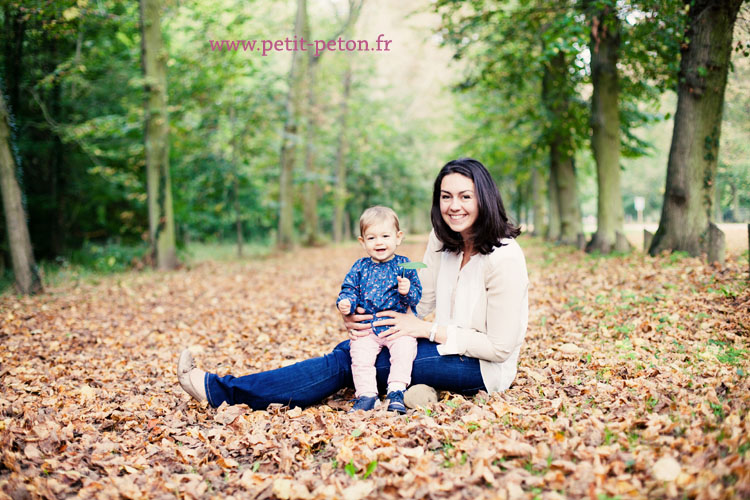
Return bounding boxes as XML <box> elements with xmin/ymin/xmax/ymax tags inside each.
<box><xmin>374</xmin><ymin>309</ymin><xmax>450</xmax><ymax>344</ymax></box>
<box><xmin>415</xmin><ymin>230</ymin><xmax>441</xmax><ymax>319</ymax></box>
<box><xmin>341</xmin><ymin>307</ymin><xmax>375</xmax><ymax>341</ymax></box>
<box><xmin>441</xmin><ymin>243</ymin><xmax>529</xmax><ymax>363</ymax></box>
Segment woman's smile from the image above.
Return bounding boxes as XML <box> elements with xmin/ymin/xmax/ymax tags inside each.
<box><xmin>440</xmin><ymin>173</ymin><xmax>479</xmax><ymax>237</ymax></box>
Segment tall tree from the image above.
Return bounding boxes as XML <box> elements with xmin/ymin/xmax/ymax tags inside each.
<box><xmin>585</xmin><ymin>0</ymin><xmax>630</xmax><ymax>253</ymax></box>
<box><xmin>542</xmin><ymin>51</ymin><xmax>583</xmax><ymax>246</ymax></box>
<box><xmin>300</xmin><ymin>0</ymin><xmax>363</xmax><ymax>246</ymax></box>
<box><xmin>277</xmin><ymin>0</ymin><xmax>308</xmax><ymax>250</ymax></box>
<box><xmin>333</xmin><ymin>65</ymin><xmax>353</xmax><ymax>243</ymax></box>
<box><xmin>649</xmin><ymin>0</ymin><xmax>744</xmax><ymax>261</ymax></box>
<box><xmin>229</xmin><ymin>105</ymin><xmax>243</xmax><ymax>258</ymax></box>
<box><xmin>531</xmin><ymin>166</ymin><xmax>547</xmax><ymax>236</ymax></box>
<box><xmin>435</xmin><ymin>0</ymin><xmax>587</xmax><ymax>246</ymax></box>
<box><xmin>0</xmin><ymin>89</ymin><xmax>42</xmax><ymax>295</ymax></box>
<box><xmin>546</xmin><ymin>164</ymin><xmax>562</xmax><ymax>241</ymax></box>
<box><xmin>140</xmin><ymin>0</ymin><xmax>177</xmax><ymax>269</ymax></box>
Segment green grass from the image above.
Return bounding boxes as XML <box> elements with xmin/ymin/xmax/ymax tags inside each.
<box><xmin>184</xmin><ymin>240</ymin><xmax>272</xmax><ymax>263</ymax></box>
<box><xmin>1</xmin><ymin>239</ymin><xmax>274</xmax><ymax>296</ymax></box>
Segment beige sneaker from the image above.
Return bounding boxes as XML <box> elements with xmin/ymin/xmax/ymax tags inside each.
<box><xmin>177</xmin><ymin>349</ymin><xmax>207</xmax><ymax>402</ymax></box>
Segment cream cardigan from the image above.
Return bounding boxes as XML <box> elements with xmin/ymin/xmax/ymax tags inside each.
<box><xmin>416</xmin><ymin>230</ymin><xmax>529</xmax><ymax>392</ymax></box>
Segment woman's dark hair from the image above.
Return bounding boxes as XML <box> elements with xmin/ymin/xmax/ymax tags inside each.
<box><xmin>431</xmin><ymin>158</ymin><xmax>521</xmax><ymax>255</ymax></box>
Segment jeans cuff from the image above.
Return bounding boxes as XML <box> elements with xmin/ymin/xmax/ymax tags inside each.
<box><xmin>205</xmin><ymin>373</ymin><xmax>217</xmax><ymax>408</ymax></box>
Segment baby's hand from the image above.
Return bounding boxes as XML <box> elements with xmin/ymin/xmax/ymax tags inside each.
<box><xmin>397</xmin><ymin>276</ymin><xmax>410</xmax><ymax>295</ymax></box>
<box><xmin>338</xmin><ymin>299</ymin><xmax>351</xmax><ymax>315</ymax></box>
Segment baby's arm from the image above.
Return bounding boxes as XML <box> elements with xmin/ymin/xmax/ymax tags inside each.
<box><xmin>337</xmin><ymin>298</ymin><xmax>352</xmax><ymax>315</ymax></box>
<box><xmin>337</xmin><ymin>260</ymin><xmax>362</xmax><ymax>315</ymax></box>
<box><xmin>397</xmin><ymin>276</ymin><xmax>410</xmax><ymax>295</ymax></box>
<box><xmin>401</xmin><ymin>268</ymin><xmax>422</xmax><ymax>311</ymax></box>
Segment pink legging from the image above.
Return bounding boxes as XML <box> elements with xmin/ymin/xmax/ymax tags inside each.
<box><xmin>350</xmin><ymin>334</ymin><xmax>417</xmax><ymax>397</ymax></box>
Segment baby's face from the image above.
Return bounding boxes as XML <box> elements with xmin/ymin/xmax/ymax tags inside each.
<box><xmin>359</xmin><ymin>220</ymin><xmax>403</xmax><ymax>263</ymax></box>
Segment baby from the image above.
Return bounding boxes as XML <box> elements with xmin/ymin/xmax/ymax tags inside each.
<box><xmin>337</xmin><ymin>206</ymin><xmax>422</xmax><ymax>413</ymax></box>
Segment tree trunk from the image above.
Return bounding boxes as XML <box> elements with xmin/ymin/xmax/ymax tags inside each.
<box><xmin>531</xmin><ymin>166</ymin><xmax>547</xmax><ymax>237</ymax></box>
<box><xmin>543</xmin><ymin>53</ymin><xmax>582</xmax><ymax>246</ymax></box>
<box><xmin>334</xmin><ymin>66</ymin><xmax>353</xmax><ymax>243</ymax></box>
<box><xmin>302</xmin><ymin>1</ymin><xmax>361</xmax><ymax>245</ymax></box>
<box><xmin>277</xmin><ymin>0</ymin><xmax>308</xmax><ymax>250</ymax></box>
<box><xmin>551</xmin><ymin>144</ymin><xmax>582</xmax><ymax>246</ymax></box>
<box><xmin>140</xmin><ymin>0</ymin><xmax>177</xmax><ymax>269</ymax></box>
<box><xmin>230</xmin><ymin>106</ymin><xmax>243</xmax><ymax>258</ymax></box>
<box><xmin>546</xmin><ymin>161</ymin><xmax>561</xmax><ymax>241</ymax></box>
<box><xmin>0</xmin><ymin>89</ymin><xmax>42</xmax><ymax>295</ymax></box>
<box><xmin>301</xmin><ymin>57</ymin><xmax>321</xmax><ymax>247</ymax></box>
<box><xmin>649</xmin><ymin>0</ymin><xmax>742</xmax><ymax>260</ymax></box>
<box><xmin>586</xmin><ymin>3</ymin><xmax>630</xmax><ymax>254</ymax></box>
<box><xmin>729</xmin><ymin>181</ymin><xmax>738</xmax><ymax>222</ymax></box>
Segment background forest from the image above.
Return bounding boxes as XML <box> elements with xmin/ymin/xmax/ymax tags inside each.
<box><xmin>0</xmin><ymin>0</ymin><xmax>748</xmax><ymax>292</ymax></box>
<box><xmin>2</xmin><ymin>2</ymin><xmax>749</xmax><ymax>498</ymax></box>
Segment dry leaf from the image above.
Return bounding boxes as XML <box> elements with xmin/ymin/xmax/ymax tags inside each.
<box><xmin>342</xmin><ymin>481</ymin><xmax>374</xmax><ymax>500</ymax></box>
<box><xmin>653</xmin><ymin>456</ymin><xmax>681</xmax><ymax>482</ymax></box>
<box><xmin>0</xmin><ymin>238</ymin><xmax>746</xmax><ymax>499</ymax></box>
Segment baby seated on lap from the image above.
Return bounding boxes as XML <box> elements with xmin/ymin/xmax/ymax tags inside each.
<box><xmin>337</xmin><ymin>206</ymin><xmax>422</xmax><ymax>413</ymax></box>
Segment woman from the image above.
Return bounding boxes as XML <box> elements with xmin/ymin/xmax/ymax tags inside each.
<box><xmin>177</xmin><ymin>158</ymin><xmax>529</xmax><ymax>409</ymax></box>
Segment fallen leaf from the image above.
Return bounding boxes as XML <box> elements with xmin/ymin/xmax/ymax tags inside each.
<box><xmin>653</xmin><ymin>456</ymin><xmax>681</xmax><ymax>482</ymax></box>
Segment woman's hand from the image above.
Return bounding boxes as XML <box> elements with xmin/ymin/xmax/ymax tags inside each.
<box><xmin>375</xmin><ymin>309</ymin><xmax>430</xmax><ymax>341</ymax></box>
<box><xmin>340</xmin><ymin>306</ymin><xmax>374</xmax><ymax>341</ymax></box>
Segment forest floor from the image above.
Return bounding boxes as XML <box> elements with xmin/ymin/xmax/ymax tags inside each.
<box><xmin>1</xmin><ymin>237</ymin><xmax>748</xmax><ymax>499</ymax></box>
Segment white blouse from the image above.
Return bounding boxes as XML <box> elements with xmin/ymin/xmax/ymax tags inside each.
<box><xmin>416</xmin><ymin>230</ymin><xmax>529</xmax><ymax>392</ymax></box>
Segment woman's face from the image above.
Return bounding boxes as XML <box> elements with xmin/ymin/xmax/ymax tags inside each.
<box><xmin>440</xmin><ymin>173</ymin><xmax>479</xmax><ymax>240</ymax></box>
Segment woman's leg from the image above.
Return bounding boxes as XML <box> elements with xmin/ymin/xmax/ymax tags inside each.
<box><xmin>408</xmin><ymin>339</ymin><xmax>486</xmax><ymax>395</ymax></box>
<box><xmin>206</xmin><ymin>338</ymin><xmax>485</xmax><ymax>409</ymax></box>
<box><xmin>365</xmin><ymin>339</ymin><xmax>485</xmax><ymax>396</ymax></box>
<box><xmin>205</xmin><ymin>342</ymin><xmax>355</xmax><ymax>409</ymax></box>
<box><xmin>339</xmin><ymin>339</ymin><xmax>485</xmax><ymax>396</ymax></box>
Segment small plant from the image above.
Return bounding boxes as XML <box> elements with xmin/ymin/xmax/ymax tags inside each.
<box><xmin>344</xmin><ymin>460</ymin><xmax>357</xmax><ymax>478</ymax></box>
<box><xmin>604</xmin><ymin>427</ymin><xmax>616</xmax><ymax>445</ymax></box>
<box><xmin>362</xmin><ymin>461</ymin><xmax>377</xmax><ymax>479</ymax></box>
<box><xmin>709</xmin><ymin>402</ymin><xmax>725</xmax><ymax>421</ymax></box>
<box><xmin>343</xmin><ymin>460</ymin><xmax>378</xmax><ymax>479</ymax></box>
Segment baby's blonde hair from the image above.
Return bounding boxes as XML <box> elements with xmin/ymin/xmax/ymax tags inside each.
<box><xmin>359</xmin><ymin>206</ymin><xmax>401</xmax><ymax>236</ymax></box>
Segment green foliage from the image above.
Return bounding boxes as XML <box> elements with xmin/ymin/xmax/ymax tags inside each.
<box><xmin>2</xmin><ymin>0</ymin><xmax>744</xmax><ymax>278</ymax></box>
<box><xmin>344</xmin><ymin>460</ymin><xmax>357</xmax><ymax>478</ymax></box>
<box><xmin>433</xmin><ymin>0</ymin><xmax>686</xmax><ymax>225</ymax></box>
<box><xmin>1</xmin><ymin>0</ymin><xmax>149</xmax><ymax>260</ymax></box>
<box><xmin>69</xmin><ymin>241</ymin><xmax>148</xmax><ymax>273</ymax></box>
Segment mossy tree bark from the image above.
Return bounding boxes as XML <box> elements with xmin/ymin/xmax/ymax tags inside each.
<box><xmin>649</xmin><ymin>0</ymin><xmax>743</xmax><ymax>262</ymax></box>
<box><xmin>546</xmin><ymin>162</ymin><xmax>561</xmax><ymax>241</ymax></box>
<box><xmin>586</xmin><ymin>2</ymin><xmax>630</xmax><ymax>254</ymax></box>
<box><xmin>543</xmin><ymin>52</ymin><xmax>582</xmax><ymax>246</ymax></box>
<box><xmin>140</xmin><ymin>0</ymin><xmax>176</xmax><ymax>269</ymax></box>
<box><xmin>0</xmin><ymin>88</ymin><xmax>42</xmax><ymax>295</ymax></box>
<box><xmin>277</xmin><ymin>0</ymin><xmax>308</xmax><ymax>250</ymax></box>
<box><xmin>301</xmin><ymin>0</ymin><xmax>362</xmax><ymax>246</ymax></box>
<box><xmin>333</xmin><ymin>66</ymin><xmax>353</xmax><ymax>243</ymax></box>
<box><xmin>531</xmin><ymin>166</ymin><xmax>547</xmax><ymax>237</ymax></box>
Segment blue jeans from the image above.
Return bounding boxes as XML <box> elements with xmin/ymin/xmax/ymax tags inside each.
<box><xmin>205</xmin><ymin>339</ymin><xmax>486</xmax><ymax>409</ymax></box>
